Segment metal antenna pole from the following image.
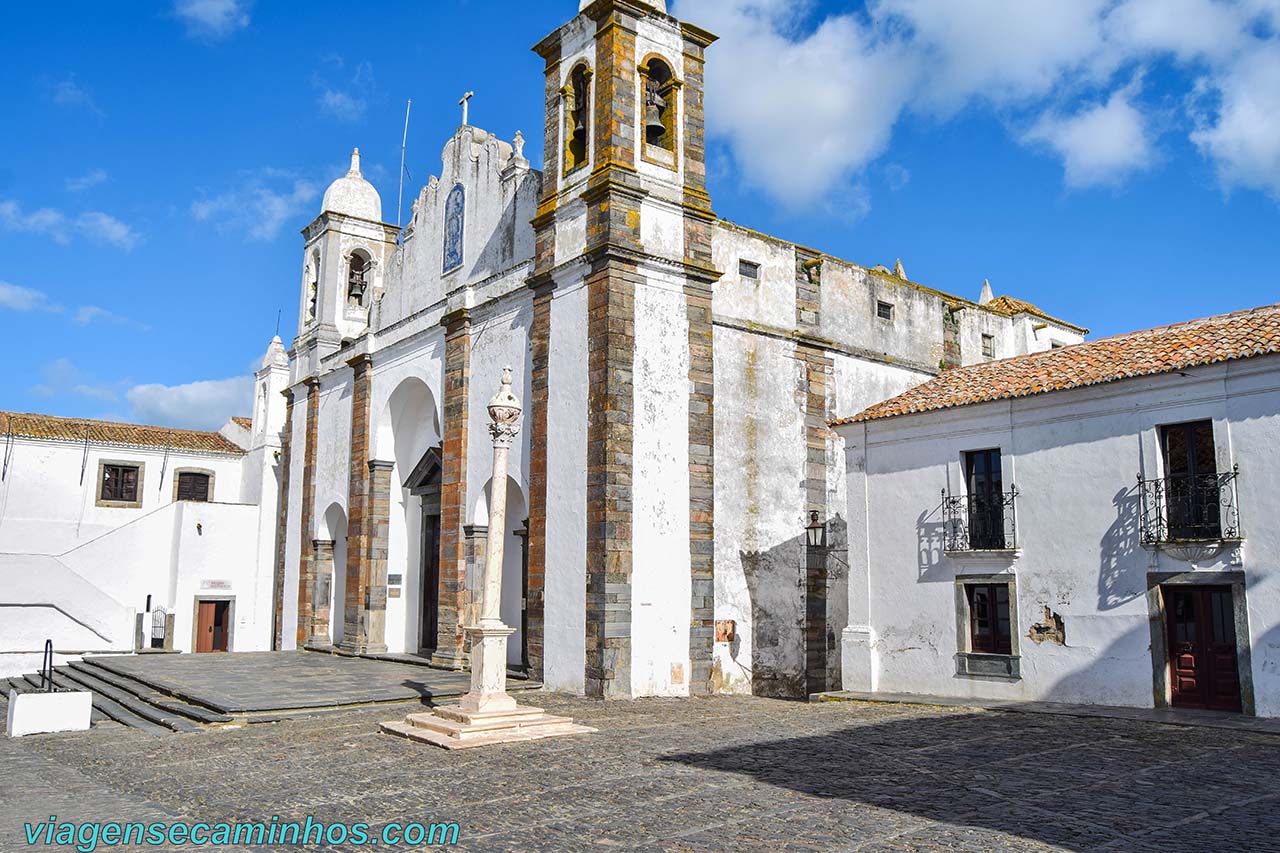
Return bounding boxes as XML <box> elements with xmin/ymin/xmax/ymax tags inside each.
<box><xmin>397</xmin><ymin>98</ymin><xmax>412</xmax><ymax>228</ymax></box>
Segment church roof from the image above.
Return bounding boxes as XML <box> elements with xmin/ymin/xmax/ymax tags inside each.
<box><xmin>0</xmin><ymin>411</ymin><xmax>247</xmax><ymax>455</ymax></box>
<box><xmin>322</xmin><ymin>148</ymin><xmax>382</xmax><ymax>222</ymax></box>
<box><xmin>833</xmin><ymin>302</ymin><xmax>1280</xmax><ymax>426</ymax></box>
<box><xmin>982</xmin><ymin>295</ymin><xmax>1087</xmax><ymax>333</ymax></box>
<box><xmin>230</xmin><ymin>416</ymin><xmax>253</xmax><ymax>430</ymax></box>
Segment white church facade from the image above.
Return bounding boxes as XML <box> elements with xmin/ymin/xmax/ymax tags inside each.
<box><xmin>273</xmin><ymin>0</ymin><xmax>1085</xmax><ymax>699</ymax></box>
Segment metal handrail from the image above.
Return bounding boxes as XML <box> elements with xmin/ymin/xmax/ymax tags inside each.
<box><xmin>942</xmin><ymin>486</ymin><xmax>1019</xmax><ymax>551</ymax></box>
<box><xmin>40</xmin><ymin>639</ymin><xmax>54</xmax><ymax>692</ymax></box>
<box><xmin>1138</xmin><ymin>466</ymin><xmax>1241</xmax><ymax>544</ymax></box>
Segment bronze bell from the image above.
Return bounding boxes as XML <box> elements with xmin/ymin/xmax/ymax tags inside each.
<box><xmin>645</xmin><ymin>102</ymin><xmax>665</xmax><ymax>139</ymax></box>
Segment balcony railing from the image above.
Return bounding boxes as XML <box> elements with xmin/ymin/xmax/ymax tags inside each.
<box><xmin>943</xmin><ymin>487</ymin><xmax>1019</xmax><ymax>551</ymax></box>
<box><xmin>1138</xmin><ymin>468</ymin><xmax>1240</xmax><ymax>544</ymax></box>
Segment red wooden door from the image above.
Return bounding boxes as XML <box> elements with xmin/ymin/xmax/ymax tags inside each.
<box><xmin>196</xmin><ymin>601</ymin><xmax>217</xmax><ymax>653</ymax></box>
<box><xmin>1166</xmin><ymin>586</ymin><xmax>1241</xmax><ymax>712</ymax></box>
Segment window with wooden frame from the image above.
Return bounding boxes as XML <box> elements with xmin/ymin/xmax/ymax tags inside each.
<box><xmin>100</xmin><ymin>464</ymin><xmax>140</xmax><ymax>504</ymax></box>
<box><xmin>176</xmin><ymin>471</ymin><xmax>211</xmax><ymax>502</ymax></box>
<box><xmin>965</xmin><ymin>582</ymin><xmax>1012</xmax><ymax>654</ymax></box>
<box><xmin>981</xmin><ymin>333</ymin><xmax>996</xmax><ymax>359</ymax></box>
<box><xmin>739</xmin><ymin>259</ymin><xmax>760</xmax><ymax>281</ymax></box>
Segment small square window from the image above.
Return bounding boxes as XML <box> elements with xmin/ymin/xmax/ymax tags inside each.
<box><xmin>101</xmin><ymin>464</ymin><xmax>140</xmax><ymax>503</ymax></box>
<box><xmin>981</xmin><ymin>334</ymin><xmax>995</xmax><ymax>359</ymax></box>
<box><xmin>876</xmin><ymin>300</ymin><xmax>894</xmax><ymax>321</ymax></box>
<box><xmin>176</xmin><ymin>472</ymin><xmax>211</xmax><ymax>503</ymax></box>
<box><xmin>739</xmin><ymin>260</ymin><xmax>760</xmax><ymax>280</ymax></box>
<box><xmin>1050</xmin><ymin>340</ymin><xmax>1066</xmax><ymax>349</ymax></box>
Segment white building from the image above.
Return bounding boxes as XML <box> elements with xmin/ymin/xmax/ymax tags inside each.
<box><xmin>0</xmin><ymin>338</ymin><xmax>288</xmax><ymax>676</ymax></box>
<box><xmin>273</xmin><ymin>0</ymin><xmax>1086</xmax><ymax>700</ymax></box>
<box><xmin>833</xmin><ymin>304</ymin><xmax>1280</xmax><ymax>717</ymax></box>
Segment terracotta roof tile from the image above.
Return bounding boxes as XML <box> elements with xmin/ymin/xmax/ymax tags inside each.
<box><xmin>230</xmin><ymin>416</ymin><xmax>253</xmax><ymax>430</ymax></box>
<box><xmin>834</xmin><ymin>302</ymin><xmax>1280</xmax><ymax>426</ymax></box>
<box><xmin>983</xmin><ymin>295</ymin><xmax>1088</xmax><ymax>333</ymax></box>
<box><xmin>0</xmin><ymin>411</ymin><xmax>247</xmax><ymax>455</ymax></box>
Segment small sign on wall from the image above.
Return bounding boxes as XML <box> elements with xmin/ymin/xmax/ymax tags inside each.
<box><xmin>388</xmin><ymin>574</ymin><xmax>403</xmax><ymax>586</ymax></box>
<box><xmin>389</xmin><ymin>588</ymin><xmax>402</xmax><ymax>599</ymax></box>
<box><xmin>201</xmin><ymin>580</ymin><xmax>232</xmax><ymax>590</ymax></box>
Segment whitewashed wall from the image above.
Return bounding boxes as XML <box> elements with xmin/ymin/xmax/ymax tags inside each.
<box><xmin>838</xmin><ymin>354</ymin><xmax>1280</xmax><ymax>716</ymax></box>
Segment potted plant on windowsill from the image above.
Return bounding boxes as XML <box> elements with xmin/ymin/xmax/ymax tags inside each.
<box><xmin>6</xmin><ymin>641</ymin><xmax>92</xmax><ymax>738</ymax></box>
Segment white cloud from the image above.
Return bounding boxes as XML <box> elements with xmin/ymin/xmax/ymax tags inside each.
<box><xmin>173</xmin><ymin>0</ymin><xmax>250</xmax><ymax>39</ymax></box>
<box><xmin>0</xmin><ymin>200</ymin><xmax>142</xmax><ymax>249</ymax></box>
<box><xmin>316</xmin><ymin>61</ymin><xmax>375</xmax><ymax>123</ymax></box>
<box><xmin>65</xmin><ymin>170</ymin><xmax>108</xmax><ymax>192</ymax></box>
<box><xmin>687</xmin><ymin>1</ymin><xmax>918</xmax><ymax>205</ymax></box>
<box><xmin>1024</xmin><ymin>80</ymin><xmax>1156</xmax><ymax>187</ymax></box>
<box><xmin>1190</xmin><ymin>44</ymin><xmax>1280</xmax><ymax>198</ymax></box>
<box><xmin>0</xmin><ymin>282</ymin><xmax>61</xmax><ymax>313</ymax></box>
<box><xmin>46</xmin><ymin>75</ymin><xmax>104</xmax><ymax>117</ymax></box>
<box><xmin>126</xmin><ymin>377</ymin><xmax>253</xmax><ymax>431</ymax></box>
<box><xmin>672</xmin><ymin>0</ymin><xmax>1280</xmax><ymax>203</ymax></box>
<box><xmin>875</xmin><ymin>0</ymin><xmax>1114</xmax><ymax>111</ymax></box>
<box><xmin>27</xmin><ymin>358</ymin><xmax>121</xmax><ymax>402</ymax></box>
<box><xmin>0</xmin><ymin>200</ymin><xmax>70</xmax><ymax>242</ymax></box>
<box><xmin>75</xmin><ymin>212</ymin><xmax>142</xmax><ymax>250</ymax></box>
<box><xmin>191</xmin><ymin>171</ymin><xmax>320</xmax><ymax>241</ymax></box>
<box><xmin>74</xmin><ymin>305</ymin><xmax>151</xmax><ymax>331</ymax></box>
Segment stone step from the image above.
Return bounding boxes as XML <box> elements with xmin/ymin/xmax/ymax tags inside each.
<box><xmin>381</xmin><ymin>713</ymin><xmax>596</xmax><ymax>750</ymax></box>
<box><xmin>67</xmin><ymin>661</ymin><xmax>233</xmax><ymax>725</ymax></box>
<box><xmin>42</xmin><ymin>671</ymin><xmax>171</xmax><ymax>736</ymax></box>
<box><xmin>19</xmin><ymin>674</ymin><xmax>111</xmax><ymax>723</ymax></box>
<box><xmin>54</xmin><ymin>667</ymin><xmax>200</xmax><ymax>734</ymax></box>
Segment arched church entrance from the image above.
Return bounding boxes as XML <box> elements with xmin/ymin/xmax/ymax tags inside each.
<box><xmin>374</xmin><ymin>376</ymin><xmax>442</xmax><ymax>656</ymax></box>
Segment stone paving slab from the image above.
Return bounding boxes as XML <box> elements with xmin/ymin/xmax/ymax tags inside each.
<box><xmin>6</xmin><ymin>694</ymin><xmax>1280</xmax><ymax>851</ymax></box>
<box><xmin>81</xmin><ymin>651</ymin><xmax>536</xmax><ymax>714</ymax></box>
<box><xmin>819</xmin><ymin>690</ymin><xmax>1280</xmax><ymax>734</ymax></box>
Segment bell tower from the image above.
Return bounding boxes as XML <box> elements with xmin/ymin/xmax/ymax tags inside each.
<box><xmin>528</xmin><ymin>2</ymin><xmax>720</xmax><ymax>699</ymax></box>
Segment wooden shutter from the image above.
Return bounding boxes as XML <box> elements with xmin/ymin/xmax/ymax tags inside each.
<box><xmin>177</xmin><ymin>472</ymin><xmax>210</xmax><ymax>502</ymax></box>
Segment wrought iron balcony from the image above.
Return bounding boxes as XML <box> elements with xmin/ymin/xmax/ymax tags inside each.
<box><xmin>1138</xmin><ymin>467</ymin><xmax>1240</xmax><ymax>544</ymax></box>
<box><xmin>943</xmin><ymin>487</ymin><xmax>1019</xmax><ymax>552</ymax></box>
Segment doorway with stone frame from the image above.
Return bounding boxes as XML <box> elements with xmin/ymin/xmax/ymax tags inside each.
<box><xmin>405</xmin><ymin>447</ymin><xmax>442</xmax><ymax>657</ymax></box>
<box><xmin>1148</xmin><ymin>571</ymin><xmax>1252</xmax><ymax>714</ymax></box>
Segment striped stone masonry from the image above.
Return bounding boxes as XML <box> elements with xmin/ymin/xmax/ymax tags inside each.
<box><xmin>584</xmin><ymin>256</ymin><xmax>637</xmax><ymax>699</ymax></box>
<box><xmin>434</xmin><ymin>308</ymin><xmax>472</xmax><ymax>669</ymax></box>
<box><xmin>295</xmin><ymin>378</ymin><xmax>321</xmax><ymax>647</ymax></box>
<box><xmin>271</xmin><ymin>388</ymin><xmax>296</xmax><ymax>650</ymax></box>
<box><xmin>310</xmin><ymin>539</ymin><xmax>334</xmax><ymax>645</ymax></box>
<box><xmin>686</xmin><ymin>281</ymin><xmax>716</xmax><ymax>694</ymax></box>
<box><xmin>525</xmin><ymin>282</ymin><xmax>554</xmax><ymax>678</ymax></box>
<box><xmin>364</xmin><ymin>459</ymin><xmax>394</xmax><ymax>653</ymax></box>
<box><xmin>797</xmin><ymin>342</ymin><xmax>835</xmax><ymax>696</ymax></box>
<box><xmin>340</xmin><ymin>354</ymin><xmax>380</xmax><ymax>654</ymax></box>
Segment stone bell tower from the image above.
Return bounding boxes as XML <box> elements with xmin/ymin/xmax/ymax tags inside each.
<box><xmin>528</xmin><ymin>1</ymin><xmax>720</xmax><ymax>699</ymax></box>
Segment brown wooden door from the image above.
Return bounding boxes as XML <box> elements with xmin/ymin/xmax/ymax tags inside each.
<box><xmin>196</xmin><ymin>601</ymin><xmax>216</xmax><ymax>653</ymax></box>
<box><xmin>1166</xmin><ymin>585</ymin><xmax>1241</xmax><ymax>711</ymax></box>
<box><xmin>420</xmin><ymin>510</ymin><xmax>440</xmax><ymax>653</ymax></box>
<box><xmin>196</xmin><ymin>601</ymin><xmax>231</xmax><ymax>653</ymax></box>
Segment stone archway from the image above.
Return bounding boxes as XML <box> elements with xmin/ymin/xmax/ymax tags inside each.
<box><xmin>370</xmin><ymin>377</ymin><xmax>442</xmax><ymax>656</ymax></box>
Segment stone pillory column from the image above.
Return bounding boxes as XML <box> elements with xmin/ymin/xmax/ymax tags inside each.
<box><xmin>381</xmin><ymin>369</ymin><xmax>595</xmax><ymax>749</ymax></box>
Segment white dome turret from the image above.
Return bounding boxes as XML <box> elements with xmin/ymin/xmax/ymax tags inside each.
<box><xmin>322</xmin><ymin>148</ymin><xmax>382</xmax><ymax>222</ymax></box>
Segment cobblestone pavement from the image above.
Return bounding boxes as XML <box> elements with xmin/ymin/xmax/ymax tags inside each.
<box><xmin>4</xmin><ymin>694</ymin><xmax>1280</xmax><ymax>852</ymax></box>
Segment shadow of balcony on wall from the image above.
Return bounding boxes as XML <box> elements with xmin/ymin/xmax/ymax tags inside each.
<box><xmin>1098</xmin><ymin>486</ymin><xmax>1144</xmax><ymax>612</ymax></box>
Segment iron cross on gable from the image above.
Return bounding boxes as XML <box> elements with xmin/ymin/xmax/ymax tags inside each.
<box><xmin>459</xmin><ymin>91</ymin><xmax>474</xmax><ymax>126</ymax></box>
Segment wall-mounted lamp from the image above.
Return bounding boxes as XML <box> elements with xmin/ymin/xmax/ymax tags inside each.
<box><xmin>805</xmin><ymin>510</ymin><xmax>826</xmax><ymax>550</ymax></box>
<box><xmin>196</xmin><ymin>523</ymin><xmax>203</xmax><ymax>536</ymax></box>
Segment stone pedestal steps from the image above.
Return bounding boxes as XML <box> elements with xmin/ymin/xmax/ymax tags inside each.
<box><xmin>7</xmin><ymin>659</ymin><xmax>235</xmax><ymax>736</ymax></box>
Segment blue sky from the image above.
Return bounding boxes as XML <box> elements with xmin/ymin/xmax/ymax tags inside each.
<box><xmin>2</xmin><ymin>0</ymin><xmax>1278</xmax><ymax>430</ymax></box>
